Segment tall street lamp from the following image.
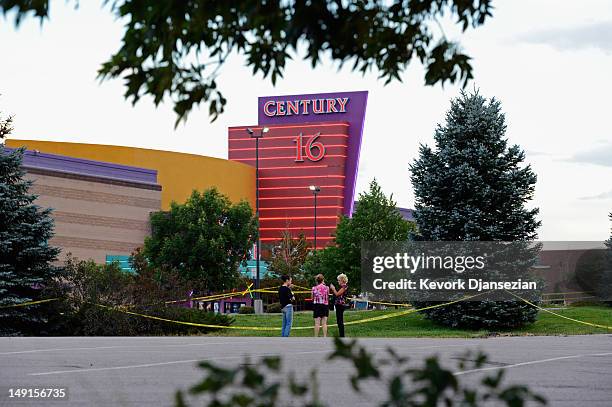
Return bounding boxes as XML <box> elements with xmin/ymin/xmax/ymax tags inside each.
<box><xmin>309</xmin><ymin>185</ymin><xmax>321</xmax><ymax>250</ymax></box>
<box><xmin>246</xmin><ymin>126</ymin><xmax>268</xmax><ymax>313</ymax></box>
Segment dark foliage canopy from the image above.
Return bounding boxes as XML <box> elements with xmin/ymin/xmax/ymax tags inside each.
<box><xmin>143</xmin><ymin>188</ymin><xmax>257</xmax><ymax>292</ymax></box>
<box><xmin>1</xmin><ymin>0</ymin><xmax>493</xmax><ymax>124</ymax></box>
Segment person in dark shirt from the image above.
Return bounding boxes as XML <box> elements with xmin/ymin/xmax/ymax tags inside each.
<box><xmin>329</xmin><ymin>273</ymin><xmax>349</xmax><ymax>337</ymax></box>
<box><xmin>278</xmin><ymin>275</ymin><xmax>295</xmax><ymax>337</ymax></box>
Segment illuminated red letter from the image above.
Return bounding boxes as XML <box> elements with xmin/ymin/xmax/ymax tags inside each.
<box><xmin>293</xmin><ymin>133</ymin><xmax>304</xmax><ymax>162</ymax></box>
<box><xmin>305</xmin><ymin>132</ymin><xmax>325</xmax><ymax>162</ymax></box>
<box><xmin>295</xmin><ymin>132</ymin><xmax>326</xmax><ymax>162</ymax></box>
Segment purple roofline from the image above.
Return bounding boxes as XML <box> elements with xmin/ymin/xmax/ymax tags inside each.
<box><xmin>3</xmin><ymin>147</ymin><xmax>158</xmax><ymax>185</ymax></box>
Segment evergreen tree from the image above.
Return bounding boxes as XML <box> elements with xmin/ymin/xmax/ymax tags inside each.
<box><xmin>410</xmin><ymin>90</ymin><xmax>541</xmax><ymax>329</ymax></box>
<box><xmin>304</xmin><ymin>179</ymin><xmax>415</xmax><ymax>290</ymax></box>
<box><xmin>0</xmin><ymin>113</ymin><xmax>60</xmax><ymax>335</ymax></box>
<box><xmin>604</xmin><ymin>212</ymin><xmax>612</xmax><ymax>306</ymax></box>
<box><xmin>606</xmin><ymin>212</ymin><xmax>612</xmax><ymax>250</ymax></box>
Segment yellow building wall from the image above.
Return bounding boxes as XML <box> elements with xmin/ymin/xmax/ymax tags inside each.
<box><xmin>6</xmin><ymin>139</ymin><xmax>256</xmax><ymax>210</ymax></box>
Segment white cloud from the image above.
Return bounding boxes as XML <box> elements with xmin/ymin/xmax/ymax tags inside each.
<box><xmin>565</xmin><ymin>142</ymin><xmax>612</xmax><ymax>167</ymax></box>
<box><xmin>580</xmin><ymin>190</ymin><xmax>612</xmax><ymax>200</ymax></box>
<box><xmin>518</xmin><ymin>21</ymin><xmax>612</xmax><ymax>53</ymax></box>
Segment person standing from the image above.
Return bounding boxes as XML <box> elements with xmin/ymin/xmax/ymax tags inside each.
<box><xmin>329</xmin><ymin>274</ymin><xmax>349</xmax><ymax>337</ymax></box>
<box><xmin>278</xmin><ymin>275</ymin><xmax>295</xmax><ymax>337</ymax></box>
<box><xmin>311</xmin><ymin>274</ymin><xmax>329</xmax><ymax>337</ymax></box>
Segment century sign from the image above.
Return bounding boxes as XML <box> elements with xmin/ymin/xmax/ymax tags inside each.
<box><xmin>258</xmin><ymin>91</ymin><xmax>368</xmax><ymax>217</ymax></box>
<box><xmin>263</xmin><ymin>97</ymin><xmax>349</xmax><ymax>117</ymax></box>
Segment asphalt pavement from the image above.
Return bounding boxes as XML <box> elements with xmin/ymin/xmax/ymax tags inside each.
<box><xmin>1</xmin><ymin>335</ymin><xmax>611</xmax><ymax>406</ymax></box>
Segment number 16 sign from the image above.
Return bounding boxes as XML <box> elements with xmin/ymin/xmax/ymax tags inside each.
<box><xmin>293</xmin><ymin>132</ymin><xmax>326</xmax><ymax>162</ymax></box>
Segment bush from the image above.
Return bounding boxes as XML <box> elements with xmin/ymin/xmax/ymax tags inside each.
<box><xmin>238</xmin><ymin>306</ymin><xmax>255</xmax><ymax>314</ymax></box>
<box><xmin>43</xmin><ymin>254</ymin><xmax>234</xmax><ymax>335</ymax></box>
<box><xmin>417</xmin><ymin>300</ymin><xmax>538</xmax><ymax>330</ymax></box>
<box><xmin>52</xmin><ymin>304</ymin><xmax>233</xmax><ymax>336</ymax></box>
<box><xmin>266</xmin><ymin>302</ymin><xmax>282</xmax><ymax>313</ymax></box>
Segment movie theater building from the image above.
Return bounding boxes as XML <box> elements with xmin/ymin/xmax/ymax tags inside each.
<box><xmin>5</xmin><ymin>90</ymin><xmax>370</xmax><ymax>265</ymax></box>
<box><xmin>229</xmin><ymin>90</ymin><xmax>368</xmax><ymax>249</ymax></box>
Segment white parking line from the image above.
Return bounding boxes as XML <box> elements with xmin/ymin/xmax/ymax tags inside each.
<box><xmin>454</xmin><ymin>352</ymin><xmax>612</xmax><ymax>376</ymax></box>
<box><xmin>26</xmin><ymin>343</ymin><xmax>472</xmax><ymax>376</ymax></box>
<box><xmin>0</xmin><ymin>341</ymin><xmax>256</xmax><ymax>355</ymax></box>
<box><xmin>28</xmin><ymin>349</ymin><xmax>338</xmax><ymax>376</ymax></box>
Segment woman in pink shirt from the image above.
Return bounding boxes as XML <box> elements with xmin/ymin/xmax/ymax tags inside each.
<box><xmin>311</xmin><ymin>274</ymin><xmax>329</xmax><ymax>337</ymax></box>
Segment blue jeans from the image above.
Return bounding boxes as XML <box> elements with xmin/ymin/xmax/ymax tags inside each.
<box><xmin>281</xmin><ymin>304</ymin><xmax>293</xmax><ymax>337</ymax></box>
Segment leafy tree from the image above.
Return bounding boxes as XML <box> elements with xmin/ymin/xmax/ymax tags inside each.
<box><xmin>304</xmin><ymin>179</ymin><xmax>415</xmax><ymax>290</ymax></box>
<box><xmin>268</xmin><ymin>229</ymin><xmax>310</xmax><ymax>279</ymax></box>
<box><xmin>410</xmin><ymin>90</ymin><xmax>541</xmax><ymax>329</ymax></box>
<box><xmin>176</xmin><ymin>337</ymin><xmax>546</xmax><ymax>407</ymax></box>
<box><xmin>143</xmin><ymin>188</ymin><xmax>257</xmax><ymax>292</ymax></box>
<box><xmin>2</xmin><ymin>1</ymin><xmax>494</xmax><ymax>124</ymax></box>
<box><xmin>0</xmin><ymin>112</ymin><xmax>60</xmax><ymax>335</ymax></box>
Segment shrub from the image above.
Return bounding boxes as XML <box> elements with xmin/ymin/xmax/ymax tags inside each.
<box><xmin>238</xmin><ymin>306</ymin><xmax>255</xmax><ymax>314</ymax></box>
<box><xmin>52</xmin><ymin>304</ymin><xmax>232</xmax><ymax>336</ymax></box>
<box><xmin>266</xmin><ymin>302</ymin><xmax>282</xmax><ymax>313</ymax></box>
<box><xmin>417</xmin><ymin>300</ymin><xmax>538</xmax><ymax>330</ymax></box>
<box><xmin>43</xmin><ymin>254</ymin><xmax>234</xmax><ymax>335</ymax></box>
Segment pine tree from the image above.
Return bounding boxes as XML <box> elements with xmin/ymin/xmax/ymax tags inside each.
<box><xmin>606</xmin><ymin>212</ymin><xmax>612</xmax><ymax>250</ymax></box>
<box><xmin>604</xmin><ymin>212</ymin><xmax>612</xmax><ymax>306</ymax></box>
<box><xmin>0</xmin><ymin>113</ymin><xmax>60</xmax><ymax>335</ymax></box>
<box><xmin>410</xmin><ymin>90</ymin><xmax>541</xmax><ymax>329</ymax></box>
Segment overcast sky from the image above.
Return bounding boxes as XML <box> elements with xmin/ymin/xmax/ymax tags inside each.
<box><xmin>1</xmin><ymin>1</ymin><xmax>611</xmax><ymax>241</ymax></box>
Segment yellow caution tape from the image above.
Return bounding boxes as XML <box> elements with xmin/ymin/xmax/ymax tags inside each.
<box><xmin>245</xmin><ymin>283</ymin><xmax>255</xmax><ymax>299</ymax></box>
<box><xmin>505</xmin><ymin>290</ymin><xmax>612</xmax><ymax>330</ymax></box>
<box><xmin>10</xmin><ymin>289</ymin><xmax>611</xmax><ymax>335</ymax></box>
<box><xmin>92</xmin><ymin>302</ymin><xmax>281</xmax><ymax>331</ymax></box>
<box><xmin>163</xmin><ymin>283</ymin><xmax>256</xmax><ymax>305</ymax></box>
<box><xmin>349</xmin><ymin>297</ymin><xmax>413</xmax><ymax>308</ymax></box>
<box><xmin>541</xmin><ymin>291</ymin><xmax>593</xmax><ymax>296</ymax></box>
<box><xmin>256</xmin><ymin>289</ymin><xmax>311</xmax><ymax>295</ymax></box>
<box><xmin>0</xmin><ymin>298</ymin><xmax>59</xmax><ymax>309</ymax></box>
<box><xmin>187</xmin><ymin>289</ymin><xmax>249</xmax><ymax>302</ymax></box>
<box><xmin>93</xmin><ymin>291</ymin><xmax>489</xmax><ymax>331</ymax></box>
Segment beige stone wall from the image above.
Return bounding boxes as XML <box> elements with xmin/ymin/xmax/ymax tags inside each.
<box><xmin>25</xmin><ymin>171</ymin><xmax>161</xmax><ymax>264</ymax></box>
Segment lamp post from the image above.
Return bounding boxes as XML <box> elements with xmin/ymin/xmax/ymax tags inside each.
<box><xmin>309</xmin><ymin>185</ymin><xmax>321</xmax><ymax>250</ymax></box>
<box><xmin>246</xmin><ymin>126</ymin><xmax>268</xmax><ymax>313</ymax></box>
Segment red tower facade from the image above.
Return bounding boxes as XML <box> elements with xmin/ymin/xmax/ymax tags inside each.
<box><xmin>228</xmin><ymin>91</ymin><xmax>368</xmax><ymax>251</ymax></box>
<box><xmin>228</xmin><ymin>122</ymin><xmax>349</xmax><ymax>249</ymax></box>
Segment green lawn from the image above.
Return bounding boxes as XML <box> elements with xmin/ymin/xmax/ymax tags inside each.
<box><xmin>208</xmin><ymin>306</ymin><xmax>612</xmax><ymax>337</ymax></box>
